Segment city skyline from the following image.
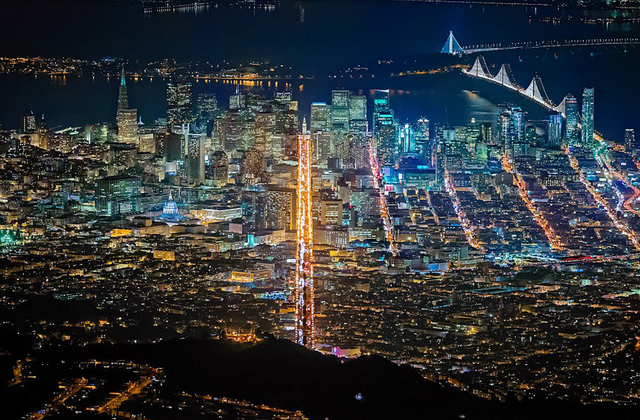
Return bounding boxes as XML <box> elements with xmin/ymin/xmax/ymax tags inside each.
<box><xmin>2</xmin><ymin>1</ymin><xmax>640</xmax><ymax>419</ymax></box>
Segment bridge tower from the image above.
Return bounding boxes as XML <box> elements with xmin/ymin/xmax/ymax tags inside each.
<box><xmin>441</xmin><ymin>31</ymin><xmax>466</xmax><ymax>56</ymax></box>
<box><xmin>295</xmin><ymin>121</ymin><xmax>314</xmax><ymax>349</ymax></box>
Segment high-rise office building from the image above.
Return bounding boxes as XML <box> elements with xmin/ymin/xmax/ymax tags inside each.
<box><xmin>116</xmin><ymin>68</ymin><xmax>138</xmax><ymax>145</ymax></box>
<box><xmin>35</xmin><ymin>113</ymin><xmax>50</xmax><ymax>150</ymax></box>
<box><xmin>399</xmin><ymin>123</ymin><xmax>414</xmax><ymax>154</ymax></box>
<box><xmin>266</xmin><ymin>186</ymin><xmax>297</xmax><ymax>231</ymax></box>
<box><xmin>510</xmin><ymin>107</ymin><xmax>525</xmax><ymax>144</ymax></box>
<box><xmin>625</xmin><ymin>129</ymin><xmax>637</xmax><ymax>156</ymax></box>
<box><xmin>414</xmin><ymin>118</ymin><xmax>430</xmax><ymax>158</ymax></box>
<box><xmin>117</xmin><ymin>67</ymin><xmax>129</xmax><ymax>111</ymax></box>
<box><xmin>373</xmin><ymin>90</ymin><xmax>390</xmax><ymax>118</ymax></box>
<box><xmin>349</xmin><ymin>94</ymin><xmax>367</xmax><ymax>132</ymax></box>
<box><xmin>229</xmin><ymin>86</ymin><xmax>246</xmax><ymax>110</ymax></box>
<box><xmin>581</xmin><ymin>88</ymin><xmax>595</xmax><ymax>149</ymax></box>
<box><xmin>310</xmin><ymin>102</ymin><xmax>329</xmax><ymax>132</ymax></box>
<box><xmin>186</xmin><ymin>133</ymin><xmax>205</xmax><ymax>185</ymax></box>
<box><xmin>548</xmin><ymin>112</ymin><xmax>563</xmax><ymax>148</ymax></box>
<box><xmin>375</xmin><ymin>111</ymin><xmax>397</xmax><ymax>166</ymax></box>
<box><xmin>254</xmin><ymin>112</ymin><xmax>276</xmax><ymax>154</ymax></box>
<box><xmin>373</xmin><ymin>90</ymin><xmax>396</xmax><ymax>166</ymax></box>
<box><xmin>205</xmin><ymin>150</ymin><xmax>229</xmax><ymax>186</ymax></box>
<box><xmin>167</xmin><ymin>82</ymin><xmax>193</xmax><ymax>124</ymax></box>
<box><xmin>220</xmin><ymin>110</ymin><xmax>246</xmax><ymax>153</ymax></box>
<box><xmin>497</xmin><ymin>107</ymin><xmax>524</xmax><ymax>159</ymax></box>
<box><xmin>331</xmin><ymin>90</ymin><xmax>350</xmax><ymax>132</ymax></box>
<box><xmin>21</xmin><ymin>110</ymin><xmax>36</xmax><ymax>134</ymax></box>
<box><xmin>118</xmin><ymin>109</ymin><xmax>138</xmax><ymax>145</ymax></box>
<box><xmin>435</xmin><ymin>148</ymin><xmax>446</xmax><ymax>190</ymax></box>
<box><xmin>157</xmin><ymin>132</ymin><xmax>184</xmax><ymax>162</ymax></box>
<box><xmin>565</xmin><ymin>94</ymin><xmax>579</xmax><ymax>146</ymax></box>
<box><xmin>242</xmin><ymin>186</ymin><xmax>268</xmax><ymax>232</ymax></box>
<box><xmin>196</xmin><ymin>93</ymin><xmax>218</xmax><ymax>121</ymax></box>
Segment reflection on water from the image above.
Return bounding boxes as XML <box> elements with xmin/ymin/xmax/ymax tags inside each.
<box><xmin>462</xmin><ymin>90</ymin><xmax>501</xmax><ymax>124</ymax></box>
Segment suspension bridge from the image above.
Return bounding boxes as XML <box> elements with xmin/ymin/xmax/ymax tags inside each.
<box><xmin>462</xmin><ymin>55</ymin><xmax>570</xmax><ymax>116</ymax></box>
<box><xmin>441</xmin><ymin>31</ymin><xmax>638</xmax><ymax>117</ymax></box>
<box><xmin>441</xmin><ymin>31</ymin><xmax>640</xmax><ymax>56</ymax></box>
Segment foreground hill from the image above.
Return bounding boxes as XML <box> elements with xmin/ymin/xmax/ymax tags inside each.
<box><xmin>2</xmin><ymin>337</ymin><xmax>632</xmax><ymax>420</ymax></box>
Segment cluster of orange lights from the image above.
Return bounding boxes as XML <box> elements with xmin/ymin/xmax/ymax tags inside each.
<box><xmin>368</xmin><ymin>137</ymin><xmax>398</xmax><ymax>257</ymax></box>
<box><xmin>444</xmin><ymin>169</ymin><xmax>485</xmax><ymax>251</ymax></box>
<box><xmin>295</xmin><ymin>133</ymin><xmax>315</xmax><ymax>349</ymax></box>
<box><xmin>502</xmin><ymin>155</ymin><xmax>564</xmax><ymax>250</ymax></box>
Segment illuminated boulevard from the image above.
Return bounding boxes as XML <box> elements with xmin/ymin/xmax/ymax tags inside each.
<box><xmin>369</xmin><ymin>136</ymin><xmax>399</xmax><ymax>257</ymax></box>
<box><xmin>295</xmin><ymin>127</ymin><xmax>314</xmax><ymax>349</ymax></box>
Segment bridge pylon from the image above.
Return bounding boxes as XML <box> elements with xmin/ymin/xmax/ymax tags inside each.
<box><xmin>441</xmin><ymin>31</ymin><xmax>466</xmax><ymax>56</ymax></box>
<box><xmin>524</xmin><ymin>74</ymin><xmax>553</xmax><ymax>106</ymax></box>
<box><xmin>493</xmin><ymin>64</ymin><xmax>520</xmax><ymax>89</ymax></box>
<box><xmin>465</xmin><ymin>55</ymin><xmax>493</xmax><ymax>79</ymax></box>
<box><xmin>554</xmin><ymin>96</ymin><xmax>568</xmax><ymax>117</ymax></box>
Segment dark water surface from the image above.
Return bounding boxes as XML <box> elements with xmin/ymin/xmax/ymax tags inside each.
<box><xmin>1</xmin><ymin>0</ymin><xmax>639</xmax><ymax>141</ymax></box>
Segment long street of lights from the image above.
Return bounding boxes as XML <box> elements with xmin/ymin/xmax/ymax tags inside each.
<box><xmin>502</xmin><ymin>155</ymin><xmax>564</xmax><ymax>250</ymax></box>
<box><xmin>565</xmin><ymin>147</ymin><xmax>640</xmax><ymax>251</ymax></box>
<box><xmin>444</xmin><ymin>168</ymin><xmax>485</xmax><ymax>251</ymax></box>
<box><xmin>295</xmin><ymin>132</ymin><xmax>315</xmax><ymax>349</ymax></box>
<box><xmin>369</xmin><ymin>137</ymin><xmax>398</xmax><ymax>257</ymax></box>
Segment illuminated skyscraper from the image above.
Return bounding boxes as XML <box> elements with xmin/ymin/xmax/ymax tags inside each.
<box><xmin>435</xmin><ymin>145</ymin><xmax>446</xmax><ymax>189</ymax></box>
<box><xmin>229</xmin><ymin>85</ymin><xmax>246</xmax><ymax>110</ymax></box>
<box><xmin>373</xmin><ymin>90</ymin><xmax>396</xmax><ymax>165</ymax></box>
<box><xmin>196</xmin><ymin>93</ymin><xmax>218</xmax><ymax>121</ymax></box>
<box><xmin>565</xmin><ymin>94</ymin><xmax>579</xmax><ymax>146</ymax></box>
<box><xmin>21</xmin><ymin>110</ymin><xmax>36</xmax><ymax>134</ymax></box>
<box><xmin>625</xmin><ymin>128</ymin><xmax>637</xmax><ymax>156</ymax></box>
<box><xmin>310</xmin><ymin>102</ymin><xmax>329</xmax><ymax>132</ymax></box>
<box><xmin>373</xmin><ymin>89</ymin><xmax>390</xmax><ymax>125</ymax></box>
<box><xmin>348</xmin><ymin>94</ymin><xmax>367</xmax><ymax>132</ymax></box>
<box><xmin>205</xmin><ymin>150</ymin><xmax>229</xmax><ymax>187</ymax></box>
<box><xmin>330</xmin><ymin>90</ymin><xmax>350</xmax><ymax>132</ymax></box>
<box><xmin>116</xmin><ymin>68</ymin><xmax>138</xmax><ymax>145</ymax></box>
<box><xmin>399</xmin><ymin>123</ymin><xmax>414</xmax><ymax>153</ymax></box>
<box><xmin>581</xmin><ymin>88</ymin><xmax>595</xmax><ymax>149</ymax></box>
<box><xmin>548</xmin><ymin>112</ymin><xmax>563</xmax><ymax>148</ymax></box>
<box><xmin>266</xmin><ymin>186</ymin><xmax>297</xmax><ymax>231</ymax></box>
<box><xmin>414</xmin><ymin>118</ymin><xmax>429</xmax><ymax>158</ymax></box>
<box><xmin>254</xmin><ymin>112</ymin><xmax>276</xmax><ymax>154</ymax></box>
<box><xmin>295</xmin><ymin>123</ymin><xmax>314</xmax><ymax>349</ymax></box>
<box><xmin>242</xmin><ymin>185</ymin><xmax>267</xmax><ymax>232</ymax></box>
<box><xmin>375</xmin><ymin>112</ymin><xmax>396</xmax><ymax>165</ymax></box>
<box><xmin>96</xmin><ymin>175</ymin><xmax>141</xmax><ymax>216</ymax></box>
<box><xmin>186</xmin><ymin>133</ymin><xmax>205</xmax><ymax>184</ymax></box>
<box><xmin>167</xmin><ymin>82</ymin><xmax>193</xmax><ymax>124</ymax></box>
<box><xmin>117</xmin><ymin>67</ymin><xmax>129</xmax><ymax>111</ymax></box>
